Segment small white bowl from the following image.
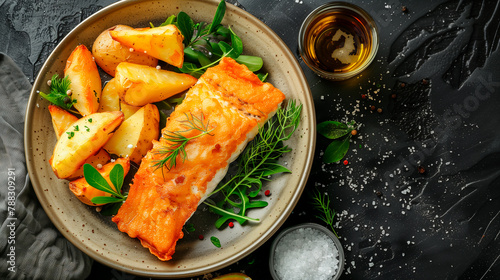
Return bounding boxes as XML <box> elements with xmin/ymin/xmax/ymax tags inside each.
<box><xmin>269</xmin><ymin>223</ymin><xmax>345</xmax><ymax>280</ymax></box>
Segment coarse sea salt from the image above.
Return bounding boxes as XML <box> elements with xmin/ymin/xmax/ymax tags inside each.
<box><xmin>273</xmin><ymin>227</ymin><xmax>340</xmax><ymax>280</ymax></box>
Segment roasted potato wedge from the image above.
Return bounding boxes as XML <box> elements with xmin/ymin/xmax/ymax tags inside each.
<box><xmin>69</xmin><ymin>149</ymin><xmax>111</xmax><ymax>179</ymax></box>
<box><xmin>69</xmin><ymin>157</ymin><xmax>130</xmax><ymax>206</ymax></box>
<box><xmin>64</xmin><ymin>45</ymin><xmax>102</xmax><ymax>116</ymax></box>
<box><xmin>48</xmin><ymin>105</ymin><xmax>79</xmax><ymax>139</ymax></box>
<box><xmin>98</xmin><ymin>78</ymin><xmax>140</xmax><ymax>119</ymax></box>
<box><xmin>115</xmin><ymin>62</ymin><xmax>197</xmax><ymax>106</ymax></box>
<box><xmin>120</xmin><ymin>102</ymin><xmax>141</xmax><ymax>120</ymax></box>
<box><xmin>110</xmin><ymin>25</ymin><xmax>184</xmax><ymax>67</ymax></box>
<box><xmin>92</xmin><ymin>25</ymin><xmax>158</xmax><ymax>76</ymax></box>
<box><xmin>98</xmin><ymin>78</ymin><xmax>122</xmax><ymax>113</ymax></box>
<box><xmin>104</xmin><ymin>104</ymin><xmax>160</xmax><ymax>164</ymax></box>
<box><xmin>50</xmin><ymin>111</ymin><xmax>124</xmax><ymax>179</ymax></box>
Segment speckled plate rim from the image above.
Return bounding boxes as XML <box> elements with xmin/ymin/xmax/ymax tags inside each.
<box><xmin>24</xmin><ymin>0</ymin><xmax>316</xmax><ymax>277</ymax></box>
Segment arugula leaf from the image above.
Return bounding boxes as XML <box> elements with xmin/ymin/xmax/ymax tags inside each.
<box><xmin>39</xmin><ymin>74</ymin><xmax>77</xmax><ymax>111</ymax></box>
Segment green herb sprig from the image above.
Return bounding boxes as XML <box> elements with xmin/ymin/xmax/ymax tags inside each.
<box><xmin>83</xmin><ymin>163</ymin><xmax>126</xmax><ymax>205</ymax></box>
<box><xmin>317</xmin><ymin>120</ymin><xmax>358</xmax><ymax>163</ymax></box>
<box><xmin>310</xmin><ymin>189</ymin><xmax>338</xmax><ymax>237</ymax></box>
<box><xmin>204</xmin><ymin>100</ymin><xmax>302</xmax><ymax>228</ymax></box>
<box><xmin>154</xmin><ymin>0</ymin><xmax>264</xmax><ymax>79</ymax></box>
<box><xmin>39</xmin><ymin>74</ymin><xmax>78</xmax><ymax>112</ymax></box>
<box><xmin>152</xmin><ymin>112</ymin><xmax>214</xmax><ymax>171</ymax></box>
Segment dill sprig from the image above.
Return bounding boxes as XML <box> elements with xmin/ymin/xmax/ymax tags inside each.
<box><xmin>311</xmin><ymin>189</ymin><xmax>338</xmax><ymax>237</ymax></box>
<box><xmin>204</xmin><ymin>100</ymin><xmax>302</xmax><ymax>228</ymax></box>
<box><xmin>152</xmin><ymin>112</ymin><xmax>214</xmax><ymax>171</ymax></box>
<box><xmin>39</xmin><ymin>74</ymin><xmax>78</xmax><ymax>113</ymax></box>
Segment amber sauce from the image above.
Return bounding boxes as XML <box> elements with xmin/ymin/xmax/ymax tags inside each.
<box><xmin>304</xmin><ymin>9</ymin><xmax>373</xmax><ymax>73</ymax></box>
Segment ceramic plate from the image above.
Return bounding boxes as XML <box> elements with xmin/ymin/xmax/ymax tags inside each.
<box><xmin>24</xmin><ymin>0</ymin><xmax>315</xmax><ymax>277</ymax></box>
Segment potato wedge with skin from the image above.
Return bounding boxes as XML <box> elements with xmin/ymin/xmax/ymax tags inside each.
<box><xmin>47</xmin><ymin>106</ymin><xmax>112</xmax><ymax>179</ymax></box>
<box><xmin>48</xmin><ymin>105</ymin><xmax>79</xmax><ymax>139</ymax></box>
<box><xmin>98</xmin><ymin>78</ymin><xmax>140</xmax><ymax>119</ymax></box>
<box><xmin>115</xmin><ymin>62</ymin><xmax>197</xmax><ymax>106</ymax></box>
<box><xmin>110</xmin><ymin>25</ymin><xmax>184</xmax><ymax>68</ymax></box>
<box><xmin>69</xmin><ymin>158</ymin><xmax>130</xmax><ymax>206</ymax></box>
<box><xmin>93</xmin><ymin>25</ymin><xmax>158</xmax><ymax>76</ymax></box>
<box><xmin>64</xmin><ymin>45</ymin><xmax>102</xmax><ymax>116</ymax></box>
<box><xmin>51</xmin><ymin>111</ymin><xmax>124</xmax><ymax>179</ymax></box>
<box><xmin>104</xmin><ymin>104</ymin><xmax>159</xmax><ymax>164</ymax></box>
<box><xmin>68</xmin><ymin>149</ymin><xmax>111</xmax><ymax>179</ymax></box>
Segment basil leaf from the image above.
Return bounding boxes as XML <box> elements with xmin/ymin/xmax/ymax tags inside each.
<box><xmin>210</xmin><ymin>236</ymin><xmax>222</xmax><ymax>248</ymax></box>
<box><xmin>235</xmin><ymin>55</ymin><xmax>263</xmax><ymax>72</ymax></box>
<box><xmin>177</xmin><ymin>11</ymin><xmax>194</xmax><ymax>46</ymax></box>
<box><xmin>317</xmin><ymin>121</ymin><xmax>350</xmax><ymax>139</ymax></box>
<box><xmin>323</xmin><ymin>136</ymin><xmax>350</xmax><ymax>163</ymax></box>
<box><xmin>91</xmin><ymin>196</ymin><xmax>124</xmax><ymax>205</ymax></box>
<box><xmin>209</xmin><ymin>0</ymin><xmax>226</xmax><ymax>33</ymax></box>
<box><xmin>109</xmin><ymin>164</ymin><xmax>124</xmax><ymax>193</ymax></box>
<box><xmin>83</xmin><ymin>164</ymin><xmax>120</xmax><ymax>197</ymax></box>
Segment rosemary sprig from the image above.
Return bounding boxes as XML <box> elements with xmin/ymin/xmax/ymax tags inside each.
<box><xmin>204</xmin><ymin>100</ymin><xmax>302</xmax><ymax>228</ymax></box>
<box><xmin>310</xmin><ymin>189</ymin><xmax>338</xmax><ymax>237</ymax></box>
<box><xmin>152</xmin><ymin>112</ymin><xmax>214</xmax><ymax>171</ymax></box>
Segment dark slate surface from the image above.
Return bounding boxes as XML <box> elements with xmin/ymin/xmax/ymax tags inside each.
<box><xmin>2</xmin><ymin>0</ymin><xmax>499</xmax><ymax>279</ymax></box>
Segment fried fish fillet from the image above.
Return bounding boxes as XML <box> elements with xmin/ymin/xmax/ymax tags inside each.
<box><xmin>112</xmin><ymin>57</ymin><xmax>286</xmax><ymax>261</ymax></box>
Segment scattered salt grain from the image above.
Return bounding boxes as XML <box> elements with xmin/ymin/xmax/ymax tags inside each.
<box><xmin>127</xmin><ymin>144</ymin><xmax>134</xmax><ymax>148</ymax></box>
<box><xmin>273</xmin><ymin>227</ymin><xmax>340</xmax><ymax>280</ymax></box>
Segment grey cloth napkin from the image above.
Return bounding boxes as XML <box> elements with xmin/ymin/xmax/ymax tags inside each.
<box><xmin>0</xmin><ymin>53</ymin><xmax>92</xmax><ymax>280</ymax></box>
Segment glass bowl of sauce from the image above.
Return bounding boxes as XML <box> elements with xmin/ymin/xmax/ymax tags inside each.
<box><xmin>298</xmin><ymin>2</ymin><xmax>379</xmax><ymax>80</ymax></box>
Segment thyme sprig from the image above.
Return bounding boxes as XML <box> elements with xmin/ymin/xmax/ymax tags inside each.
<box><xmin>204</xmin><ymin>100</ymin><xmax>302</xmax><ymax>228</ymax></box>
<box><xmin>310</xmin><ymin>189</ymin><xmax>338</xmax><ymax>237</ymax></box>
<box><xmin>152</xmin><ymin>112</ymin><xmax>214</xmax><ymax>171</ymax></box>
